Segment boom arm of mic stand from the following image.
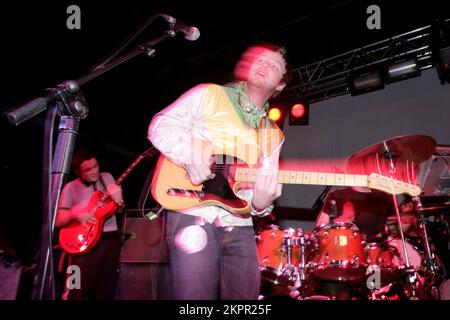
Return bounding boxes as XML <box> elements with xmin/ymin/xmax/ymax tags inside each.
<box><xmin>77</xmin><ymin>30</ymin><xmax>176</xmax><ymax>86</ymax></box>
<box><xmin>89</xmin><ymin>13</ymin><xmax>168</xmax><ymax>72</ymax></box>
<box><xmin>4</xmin><ymin>30</ymin><xmax>176</xmax><ymax>126</ymax></box>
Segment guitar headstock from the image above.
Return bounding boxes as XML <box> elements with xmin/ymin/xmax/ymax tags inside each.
<box><xmin>368</xmin><ymin>173</ymin><xmax>421</xmax><ymax>196</ymax></box>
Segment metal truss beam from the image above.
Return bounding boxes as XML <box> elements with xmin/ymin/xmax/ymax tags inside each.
<box><xmin>283</xmin><ymin>25</ymin><xmax>435</xmax><ymax>103</ymax></box>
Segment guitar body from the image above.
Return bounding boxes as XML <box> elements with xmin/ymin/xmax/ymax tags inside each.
<box><xmin>59</xmin><ymin>190</ymin><xmax>118</xmax><ymax>255</ymax></box>
<box><xmin>151</xmin><ymin>155</ymin><xmax>251</xmax><ymax>214</ymax></box>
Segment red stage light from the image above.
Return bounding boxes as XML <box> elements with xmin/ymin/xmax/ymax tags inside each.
<box><xmin>291</xmin><ymin>104</ymin><xmax>305</xmax><ymax>118</ymax></box>
<box><xmin>289</xmin><ymin>102</ymin><xmax>309</xmax><ymax>125</ymax></box>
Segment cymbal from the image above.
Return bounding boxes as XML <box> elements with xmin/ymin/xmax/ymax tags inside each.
<box><xmin>416</xmin><ymin>206</ymin><xmax>450</xmax><ymax>215</ymax></box>
<box><xmin>349</xmin><ymin>135</ymin><xmax>436</xmax><ymax>165</ymax></box>
<box><xmin>386</xmin><ymin>212</ymin><xmax>418</xmax><ymax>224</ymax></box>
<box><xmin>387</xmin><ymin>206</ymin><xmax>450</xmax><ymax>219</ymax></box>
<box><xmin>347</xmin><ymin>135</ymin><xmax>436</xmax><ymax>177</ymax></box>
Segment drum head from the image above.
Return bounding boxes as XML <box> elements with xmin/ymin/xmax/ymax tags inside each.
<box><xmin>308</xmin><ymin>222</ymin><xmax>366</xmax><ymax>282</ymax></box>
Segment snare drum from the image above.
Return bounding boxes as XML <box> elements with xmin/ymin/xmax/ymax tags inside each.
<box><xmin>308</xmin><ymin>222</ymin><xmax>366</xmax><ymax>282</ymax></box>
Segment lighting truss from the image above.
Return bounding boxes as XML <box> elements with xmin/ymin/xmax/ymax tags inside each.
<box><xmin>283</xmin><ymin>24</ymin><xmax>435</xmax><ymax>103</ymax></box>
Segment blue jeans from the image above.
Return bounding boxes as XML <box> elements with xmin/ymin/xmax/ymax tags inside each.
<box><xmin>165</xmin><ymin>211</ymin><xmax>260</xmax><ymax>300</ymax></box>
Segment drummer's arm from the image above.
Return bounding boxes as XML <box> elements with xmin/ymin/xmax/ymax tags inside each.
<box><xmin>316</xmin><ymin>210</ymin><xmax>354</xmax><ymax>225</ymax></box>
<box><xmin>315</xmin><ymin>211</ymin><xmax>330</xmax><ymax>226</ymax></box>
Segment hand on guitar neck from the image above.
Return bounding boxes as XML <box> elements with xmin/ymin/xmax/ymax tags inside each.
<box><xmin>106</xmin><ymin>183</ymin><xmax>124</xmax><ymax>207</ymax></box>
<box><xmin>252</xmin><ymin>156</ymin><xmax>282</xmax><ymax>212</ymax></box>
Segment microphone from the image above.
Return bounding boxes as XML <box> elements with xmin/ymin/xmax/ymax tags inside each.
<box><xmin>162</xmin><ymin>14</ymin><xmax>200</xmax><ymax>41</ymax></box>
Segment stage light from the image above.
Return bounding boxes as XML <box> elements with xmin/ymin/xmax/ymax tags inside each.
<box><xmin>385</xmin><ymin>59</ymin><xmax>420</xmax><ymax>83</ymax></box>
<box><xmin>432</xmin><ymin>19</ymin><xmax>450</xmax><ymax>84</ymax></box>
<box><xmin>268</xmin><ymin>107</ymin><xmax>282</xmax><ymax>122</ymax></box>
<box><xmin>291</xmin><ymin>104</ymin><xmax>305</xmax><ymax>118</ymax></box>
<box><xmin>349</xmin><ymin>71</ymin><xmax>384</xmax><ymax>96</ymax></box>
<box><xmin>289</xmin><ymin>102</ymin><xmax>309</xmax><ymax>126</ymax></box>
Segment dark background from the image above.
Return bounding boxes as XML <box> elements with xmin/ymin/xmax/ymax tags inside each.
<box><xmin>0</xmin><ymin>0</ymin><xmax>448</xmax><ymax>263</ymax></box>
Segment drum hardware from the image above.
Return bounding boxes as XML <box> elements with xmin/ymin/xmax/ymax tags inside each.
<box><xmin>257</xmin><ymin>225</ymin><xmax>303</xmax><ymax>299</ymax></box>
<box><xmin>302</xmin><ymin>295</ymin><xmax>336</xmax><ymax>300</ymax></box>
<box><xmin>349</xmin><ymin>135</ymin><xmax>438</xmax><ymax>298</ymax></box>
<box><xmin>351</xmin><ymin>254</ymin><xmax>361</xmax><ymax>265</ymax></box>
<box><xmin>280</xmin><ymin>228</ymin><xmax>306</xmax><ymax>298</ymax></box>
<box><xmin>414</xmin><ymin>197</ymin><xmax>442</xmax><ymax>299</ymax></box>
<box><xmin>296</xmin><ymin>228</ymin><xmax>308</xmax><ymax>282</ymax></box>
<box><xmin>368</xmin><ymin>283</ymin><xmax>395</xmax><ymax>300</ymax></box>
<box><xmin>388</xmin><ymin>158</ymin><xmax>420</xmax><ymax>298</ymax></box>
<box><xmin>328</xmin><ymin>199</ymin><xmax>337</xmax><ymax>224</ymax></box>
<box><xmin>287</xmin><ymin>228</ymin><xmax>311</xmax><ymax>300</ymax></box>
<box><xmin>280</xmin><ymin>228</ymin><xmax>297</xmax><ymax>267</ymax></box>
<box><xmin>347</xmin><ymin>135</ymin><xmax>438</xmax><ymax>299</ymax></box>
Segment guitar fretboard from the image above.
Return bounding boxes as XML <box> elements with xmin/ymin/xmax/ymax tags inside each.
<box><xmin>235</xmin><ymin>168</ymin><xmax>368</xmax><ymax>187</ymax></box>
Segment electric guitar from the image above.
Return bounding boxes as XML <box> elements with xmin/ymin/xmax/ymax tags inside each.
<box><xmin>59</xmin><ymin>147</ymin><xmax>158</xmax><ymax>255</ymax></box>
<box><xmin>151</xmin><ymin>154</ymin><xmax>421</xmax><ymax>214</ymax></box>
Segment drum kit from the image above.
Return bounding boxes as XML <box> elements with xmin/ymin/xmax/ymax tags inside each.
<box><xmin>257</xmin><ymin>135</ymin><xmax>450</xmax><ymax>300</ymax></box>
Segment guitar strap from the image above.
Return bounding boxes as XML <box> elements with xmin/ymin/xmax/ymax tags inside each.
<box><xmin>98</xmin><ymin>174</ymin><xmax>107</xmax><ymax>192</ymax></box>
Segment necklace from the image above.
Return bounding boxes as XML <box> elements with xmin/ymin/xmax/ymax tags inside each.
<box><xmin>234</xmin><ymin>82</ymin><xmax>268</xmax><ymax>129</ymax></box>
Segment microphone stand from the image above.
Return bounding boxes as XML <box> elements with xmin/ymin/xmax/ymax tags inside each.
<box><xmin>4</xmin><ymin>14</ymin><xmax>179</xmax><ymax>300</ymax></box>
<box><xmin>312</xmin><ymin>185</ymin><xmax>332</xmax><ymax>211</ymax></box>
<box><xmin>414</xmin><ymin>197</ymin><xmax>441</xmax><ymax>299</ymax></box>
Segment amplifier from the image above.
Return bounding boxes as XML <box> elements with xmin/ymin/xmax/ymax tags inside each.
<box><xmin>120</xmin><ymin>211</ymin><xmax>169</xmax><ymax>263</ymax></box>
<box><xmin>418</xmin><ymin>145</ymin><xmax>450</xmax><ymax>198</ymax></box>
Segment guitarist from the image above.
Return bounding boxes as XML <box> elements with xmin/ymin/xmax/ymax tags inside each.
<box><xmin>148</xmin><ymin>42</ymin><xmax>292</xmax><ymax>300</ymax></box>
<box><xmin>55</xmin><ymin>148</ymin><xmax>125</xmax><ymax>300</ymax></box>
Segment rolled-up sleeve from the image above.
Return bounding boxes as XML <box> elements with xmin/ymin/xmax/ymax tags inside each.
<box><xmin>148</xmin><ymin>84</ymin><xmax>212</xmax><ymax>166</ymax></box>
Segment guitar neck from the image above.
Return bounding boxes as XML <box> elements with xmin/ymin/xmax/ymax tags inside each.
<box><xmin>235</xmin><ymin>168</ymin><xmax>368</xmax><ymax>187</ymax></box>
<box><xmin>115</xmin><ymin>155</ymin><xmax>145</xmax><ymax>186</ymax></box>
<box><xmin>99</xmin><ymin>149</ymin><xmax>158</xmax><ymax>204</ymax></box>
<box><xmin>115</xmin><ymin>147</ymin><xmax>159</xmax><ymax>186</ymax></box>
<box><xmin>234</xmin><ymin>167</ymin><xmax>421</xmax><ymax>196</ymax></box>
